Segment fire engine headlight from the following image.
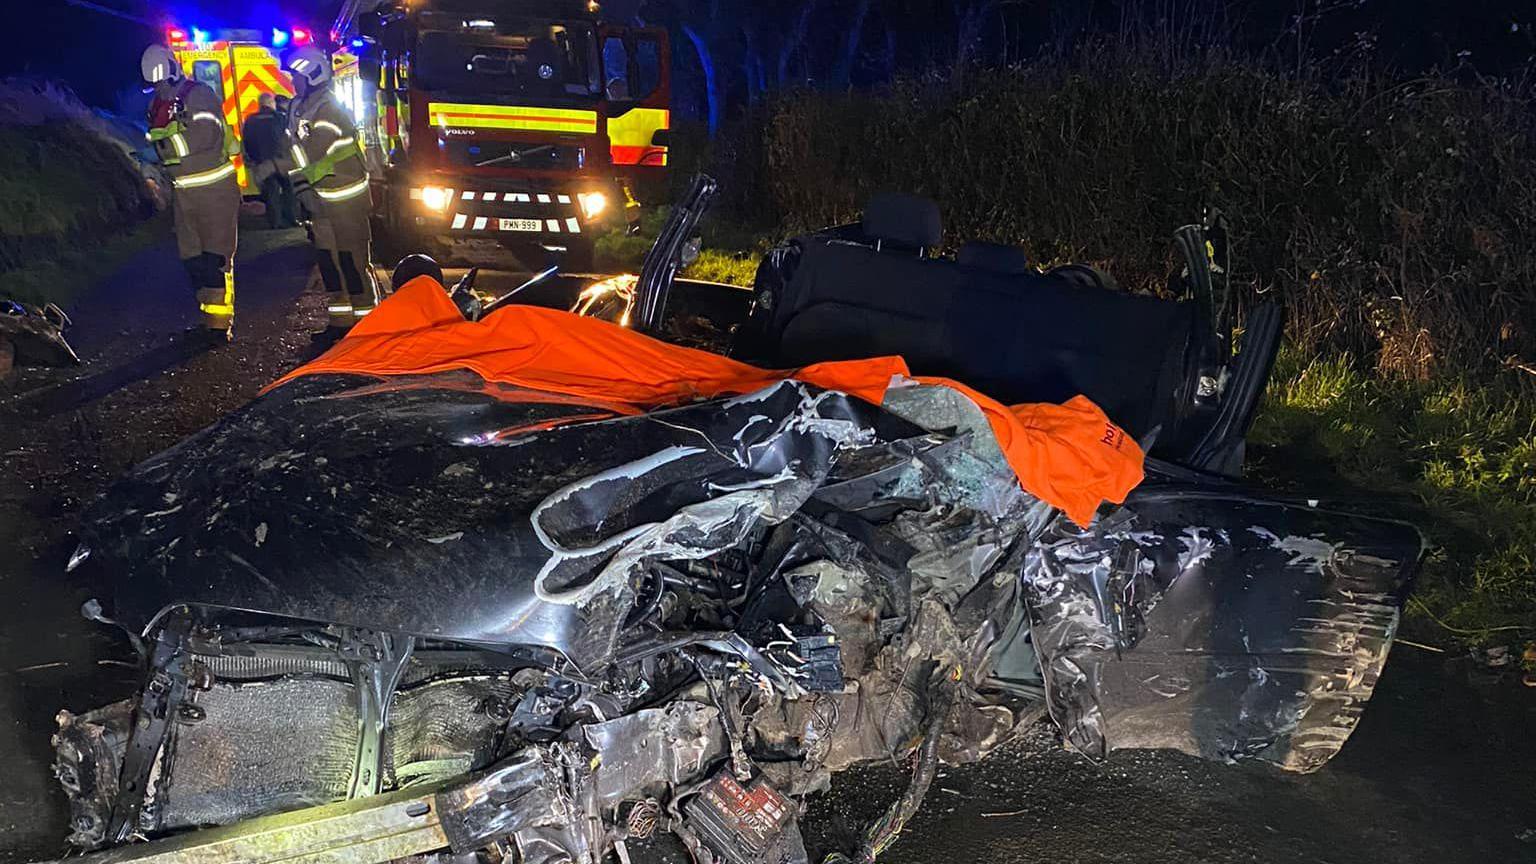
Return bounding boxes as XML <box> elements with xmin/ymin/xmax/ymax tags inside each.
<box><xmin>577</xmin><ymin>191</ymin><xmax>608</xmax><ymax>221</ymax></box>
<box><xmin>420</xmin><ymin>186</ymin><xmax>449</xmax><ymax>212</ymax></box>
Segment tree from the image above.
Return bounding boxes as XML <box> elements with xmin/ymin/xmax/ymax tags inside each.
<box><xmin>831</xmin><ymin>0</ymin><xmax>874</xmax><ymax>86</ymax></box>
<box><xmin>777</xmin><ymin>0</ymin><xmax>821</xmax><ymax>87</ymax></box>
<box><xmin>680</xmin><ymin>22</ymin><xmax>721</xmax><ymax>135</ymax></box>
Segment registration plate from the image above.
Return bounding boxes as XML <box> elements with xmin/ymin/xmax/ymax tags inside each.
<box><xmin>498</xmin><ymin>218</ymin><xmax>543</xmax><ymax>232</ymax></box>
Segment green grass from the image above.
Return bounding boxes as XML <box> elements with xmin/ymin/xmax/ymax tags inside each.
<box><xmin>592</xmin><ymin>205</ymin><xmax>763</xmax><ymax>287</ymax></box>
<box><xmin>1</xmin><ymin>80</ymin><xmax>159</xmax><ymax>302</ymax></box>
<box><xmin>681</xmin><ymin>249</ymin><xmax>761</xmax><ymax>286</ymax></box>
<box><xmin>1249</xmin><ymin>348</ymin><xmax>1536</xmax><ymax>646</ymax></box>
<box><xmin>3</xmin><ymin>214</ymin><xmax>167</xmax><ymax>309</ymax></box>
<box><xmin>0</xmin><ymin>124</ymin><xmax>155</xmax><ymax>275</ymax></box>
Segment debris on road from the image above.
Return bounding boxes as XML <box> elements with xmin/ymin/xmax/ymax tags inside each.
<box><xmin>1</xmin><ymin>298</ymin><xmax>79</xmax><ymax>377</ymax></box>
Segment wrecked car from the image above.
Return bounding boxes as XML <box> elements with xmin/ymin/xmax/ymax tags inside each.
<box><xmin>46</xmin><ymin>176</ymin><xmax>1424</xmax><ymax>864</ymax></box>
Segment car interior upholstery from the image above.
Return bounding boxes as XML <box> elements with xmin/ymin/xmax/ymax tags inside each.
<box><xmin>734</xmin><ymin>193</ymin><xmax>1207</xmax><ymax>452</ymax></box>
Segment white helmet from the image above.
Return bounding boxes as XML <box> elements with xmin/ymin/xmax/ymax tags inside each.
<box><xmin>284</xmin><ymin>45</ymin><xmax>332</xmax><ymax>87</ymax></box>
<box><xmin>141</xmin><ymin>44</ymin><xmax>182</xmax><ymax>84</ymax></box>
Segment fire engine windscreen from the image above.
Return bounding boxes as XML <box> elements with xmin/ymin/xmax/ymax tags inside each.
<box><xmin>415</xmin><ymin>18</ymin><xmax>599</xmax><ymax>98</ymax></box>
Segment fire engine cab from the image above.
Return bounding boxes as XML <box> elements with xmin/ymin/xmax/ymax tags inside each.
<box><xmin>333</xmin><ymin>0</ymin><xmax>672</xmax><ymax>268</ymax></box>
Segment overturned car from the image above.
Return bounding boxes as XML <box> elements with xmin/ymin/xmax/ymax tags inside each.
<box><xmin>48</xmin><ymin>178</ymin><xmax>1423</xmax><ymax>864</ymax></box>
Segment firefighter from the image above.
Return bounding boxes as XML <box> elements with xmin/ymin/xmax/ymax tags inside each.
<box><xmin>242</xmin><ymin>92</ymin><xmax>297</xmax><ymax>229</ymax></box>
<box><xmin>141</xmin><ymin>44</ymin><xmax>239</xmax><ymax>339</ymax></box>
<box><xmin>283</xmin><ymin>45</ymin><xmax>378</xmax><ymax>329</ymax></box>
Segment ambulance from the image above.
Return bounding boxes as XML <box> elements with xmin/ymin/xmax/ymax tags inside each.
<box><xmin>159</xmin><ymin>23</ymin><xmax>313</xmax><ymax>192</ymax></box>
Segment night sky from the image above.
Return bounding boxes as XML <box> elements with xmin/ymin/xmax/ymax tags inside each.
<box><xmin>9</xmin><ymin>1</ymin><xmax>325</xmax><ymax>106</ymax></box>
<box><xmin>11</xmin><ymin>0</ymin><xmax>1533</xmax><ymax>110</ymax></box>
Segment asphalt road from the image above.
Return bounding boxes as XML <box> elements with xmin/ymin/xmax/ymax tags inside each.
<box><xmin>0</xmin><ymin>224</ymin><xmax>1532</xmax><ymax>863</ymax></box>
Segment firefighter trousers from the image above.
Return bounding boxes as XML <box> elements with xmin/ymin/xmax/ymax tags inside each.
<box><xmin>173</xmin><ymin>172</ymin><xmax>240</xmax><ymax>332</ymax></box>
<box><xmin>309</xmin><ymin>191</ymin><xmax>378</xmax><ymax>329</ymax></box>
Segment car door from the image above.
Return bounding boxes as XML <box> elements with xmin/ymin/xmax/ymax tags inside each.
<box><xmin>1021</xmin><ymin>464</ymin><xmax>1425</xmax><ymax>772</ymax></box>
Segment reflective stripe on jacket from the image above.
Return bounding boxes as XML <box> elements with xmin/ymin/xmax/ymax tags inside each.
<box><xmin>289</xmin><ymin>93</ymin><xmax>366</xmax><ymax>191</ymax></box>
<box><xmin>148</xmin><ymin>79</ymin><xmax>230</xmax><ymax>180</ymax></box>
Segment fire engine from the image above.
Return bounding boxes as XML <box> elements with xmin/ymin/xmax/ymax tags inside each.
<box><xmin>159</xmin><ymin>24</ymin><xmax>309</xmax><ymax>192</ymax></box>
<box><xmin>332</xmin><ymin>0</ymin><xmax>672</xmax><ymax>268</ymax></box>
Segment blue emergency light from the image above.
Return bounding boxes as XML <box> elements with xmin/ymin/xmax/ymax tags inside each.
<box><xmin>190</xmin><ymin>27</ymin><xmax>210</xmax><ymax>44</ymax></box>
<box><xmin>272</xmin><ymin>28</ymin><xmax>290</xmax><ymax>47</ymax></box>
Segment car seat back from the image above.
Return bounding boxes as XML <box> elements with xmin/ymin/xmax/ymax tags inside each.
<box><xmin>743</xmin><ymin>237</ymin><xmax>1198</xmax><ymax>442</ymax></box>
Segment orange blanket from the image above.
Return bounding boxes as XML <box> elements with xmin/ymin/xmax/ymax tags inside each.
<box><xmin>267</xmin><ymin>277</ymin><xmax>1144</xmax><ymax>525</ymax></box>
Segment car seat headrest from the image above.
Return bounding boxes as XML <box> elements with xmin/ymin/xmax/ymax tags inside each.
<box><xmin>861</xmin><ymin>192</ymin><xmax>942</xmax><ymax>251</ymax></box>
<box><xmin>392</xmin><ymin>253</ymin><xmax>445</xmax><ymax>289</ymax></box>
<box><xmin>957</xmin><ymin>242</ymin><xmax>1031</xmax><ymax>275</ymax></box>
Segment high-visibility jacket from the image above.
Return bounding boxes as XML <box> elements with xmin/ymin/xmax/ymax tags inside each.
<box><xmin>288</xmin><ymin>92</ymin><xmax>368</xmax><ymax>204</ymax></box>
<box><xmin>148</xmin><ymin>79</ymin><xmax>236</xmax><ymax>191</ymax></box>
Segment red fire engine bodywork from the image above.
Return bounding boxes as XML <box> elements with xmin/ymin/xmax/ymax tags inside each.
<box><xmin>338</xmin><ymin>1</ymin><xmax>671</xmax><ymax>264</ymax></box>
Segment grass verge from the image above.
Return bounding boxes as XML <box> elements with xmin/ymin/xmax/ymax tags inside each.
<box><xmin>5</xmin><ymin>214</ymin><xmax>167</xmax><ymax>309</ymax></box>
<box><xmin>593</xmin><ymin>205</ymin><xmax>763</xmax><ymax>287</ymax></box>
<box><xmin>1249</xmin><ymin>349</ymin><xmax>1536</xmax><ymax>645</ymax></box>
<box><xmin>1</xmin><ymin>78</ymin><xmax>160</xmax><ymax>305</ymax></box>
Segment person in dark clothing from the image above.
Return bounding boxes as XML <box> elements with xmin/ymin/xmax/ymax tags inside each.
<box><xmin>242</xmin><ymin>93</ymin><xmax>298</xmax><ymax>229</ymax></box>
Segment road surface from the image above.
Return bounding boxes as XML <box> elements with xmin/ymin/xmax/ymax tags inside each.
<box><xmin>0</xmin><ymin>226</ymin><xmax>1532</xmax><ymax>863</ymax></box>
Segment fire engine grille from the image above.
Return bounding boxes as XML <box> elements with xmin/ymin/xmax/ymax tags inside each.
<box><xmin>443</xmin><ymin>141</ymin><xmax>586</xmax><ymax>171</ymax></box>
<box><xmin>445</xmin><ymin>189</ymin><xmax>586</xmax><ymax>237</ymax></box>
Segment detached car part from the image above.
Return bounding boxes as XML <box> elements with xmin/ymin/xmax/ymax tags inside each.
<box><xmin>1</xmin><ymin>298</ymin><xmax>80</xmax><ymax>374</ymax></box>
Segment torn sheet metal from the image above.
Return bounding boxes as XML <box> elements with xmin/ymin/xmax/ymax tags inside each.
<box><xmin>1022</xmin><ymin>470</ymin><xmax>1425</xmax><ymax>772</ymax></box>
<box><xmin>580</xmin><ymin>702</ymin><xmax>726</xmax><ymax>804</ymax></box>
<box><xmin>434</xmin><ymin>747</ymin><xmax>573</xmax><ymax>853</ymax></box>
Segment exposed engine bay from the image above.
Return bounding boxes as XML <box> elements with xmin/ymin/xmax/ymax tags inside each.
<box><xmin>57</xmin><ymin>375</ymin><xmax>1064</xmax><ymax>862</ymax></box>
<box><xmin>41</xmin><ymin>178</ymin><xmax>1423</xmax><ymax>864</ymax></box>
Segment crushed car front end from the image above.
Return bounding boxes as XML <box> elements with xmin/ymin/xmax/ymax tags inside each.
<box><xmin>57</xmin><ymin>365</ymin><xmax>1066</xmax><ymax>862</ymax></box>
<box><xmin>42</xmin><ymin>181</ymin><xmax>1424</xmax><ymax>864</ymax></box>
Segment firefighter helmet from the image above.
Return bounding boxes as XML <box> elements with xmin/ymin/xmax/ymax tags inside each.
<box><xmin>140</xmin><ymin>44</ymin><xmax>182</xmax><ymax>84</ymax></box>
<box><xmin>284</xmin><ymin>45</ymin><xmax>333</xmax><ymax>88</ymax></box>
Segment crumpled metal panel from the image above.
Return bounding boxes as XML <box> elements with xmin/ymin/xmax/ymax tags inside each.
<box><xmin>580</xmin><ymin>701</ymin><xmax>725</xmax><ymax>804</ymax></box>
<box><xmin>1</xmin><ymin>297</ymin><xmax>79</xmax><ymax>367</ymax></box>
<box><xmin>78</xmin><ymin>372</ymin><xmax>917</xmax><ymax>669</ymax></box>
<box><xmin>52</xmin><ymin>701</ymin><xmax>132</xmax><ymax>849</ymax></box>
<box><xmin>1023</xmin><ymin>474</ymin><xmax>1425</xmax><ymax>772</ymax></box>
<box><xmin>434</xmin><ymin>746</ymin><xmax>575</xmax><ymax>854</ymax></box>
